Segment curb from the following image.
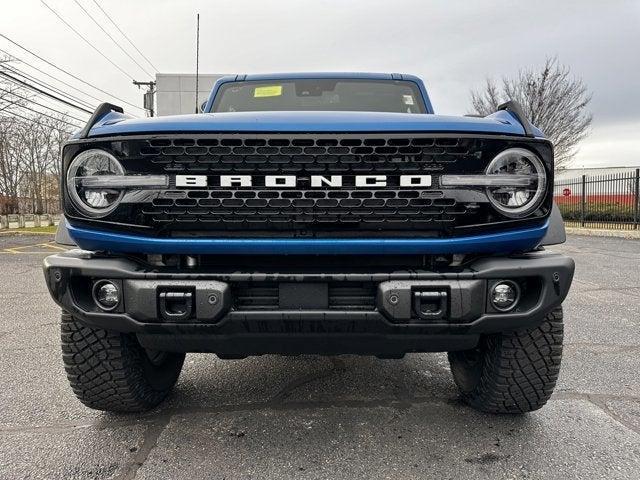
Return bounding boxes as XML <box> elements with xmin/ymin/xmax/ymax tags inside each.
<box><xmin>0</xmin><ymin>230</ymin><xmax>56</xmax><ymax>235</ymax></box>
<box><xmin>566</xmin><ymin>227</ymin><xmax>640</xmax><ymax>240</ymax></box>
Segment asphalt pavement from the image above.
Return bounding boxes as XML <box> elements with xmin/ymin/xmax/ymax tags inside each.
<box><xmin>0</xmin><ymin>232</ymin><xmax>638</xmax><ymax>479</ymax></box>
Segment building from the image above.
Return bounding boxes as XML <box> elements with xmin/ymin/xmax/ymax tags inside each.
<box><xmin>155</xmin><ymin>73</ymin><xmax>227</xmax><ymax>116</ymax></box>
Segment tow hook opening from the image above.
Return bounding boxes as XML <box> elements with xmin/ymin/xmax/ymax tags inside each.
<box><xmin>158</xmin><ymin>290</ymin><xmax>194</xmax><ymax>322</ymax></box>
<box><xmin>413</xmin><ymin>290</ymin><xmax>448</xmax><ymax>321</ymax></box>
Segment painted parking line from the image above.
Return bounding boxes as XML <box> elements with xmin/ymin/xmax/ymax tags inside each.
<box><xmin>0</xmin><ymin>242</ymin><xmax>70</xmax><ymax>254</ymax></box>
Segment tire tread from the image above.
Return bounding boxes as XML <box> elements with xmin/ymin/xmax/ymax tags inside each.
<box><xmin>60</xmin><ymin>312</ymin><xmax>182</xmax><ymax>412</ymax></box>
<box><xmin>449</xmin><ymin>307</ymin><xmax>564</xmax><ymax>414</ymax></box>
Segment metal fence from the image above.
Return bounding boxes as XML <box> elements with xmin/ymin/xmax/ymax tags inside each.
<box><xmin>554</xmin><ymin>169</ymin><xmax>640</xmax><ymax>230</ymax></box>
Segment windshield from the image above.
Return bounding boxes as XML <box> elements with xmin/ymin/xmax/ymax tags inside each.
<box><xmin>210</xmin><ymin>79</ymin><xmax>427</xmax><ymax>114</ymax></box>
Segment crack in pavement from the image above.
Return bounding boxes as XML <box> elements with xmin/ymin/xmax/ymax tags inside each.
<box><xmin>2</xmin><ymin>390</ymin><xmax>638</xmax><ymax>435</ymax></box>
<box><xmin>115</xmin><ymin>418</ymin><xmax>172</xmax><ymax>480</ymax></box>
<box><xmin>577</xmin><ymin>288</ymin><xmax>640</xmax><ymax>298</ymax></box>
<box><xmin>270</xmin><ymin>357</ymin><xmax>346</xmax><ymax>402</ymax></box>
<box><xmin>564</xmin><ymin>343</ymin><xmax>640</xmax><ymax>353</ymax></box>
<box><xmin>586</xmin><ymin>397</ymin><xmax>640</xmax><ymax>437</ymax></box>
<box><xmin>552</xmin><ymin>391</ymin><xmax>640</xmax><ymax>436</ymax></box>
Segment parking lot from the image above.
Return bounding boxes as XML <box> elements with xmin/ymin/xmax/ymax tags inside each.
<box><xmin>0</xmin><ymin>233</ymin><xmax>638</xmax><ymax>479</ymax></box>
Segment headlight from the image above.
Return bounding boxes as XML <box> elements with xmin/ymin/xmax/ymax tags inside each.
<box><xmin>485</xmin><ymin>148</ymin><xmax>547</xmax><ymax>218</ymax></box>
<box><xmin>66</xmin><ymin>149</ymin><xmax>124</xmax><ymax>217</ymax></box>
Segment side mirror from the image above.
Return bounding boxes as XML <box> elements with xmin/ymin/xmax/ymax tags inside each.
<box><xmin>199</xmin><ymin>101</ymin><xmax>207</xmax><ymax>113</ymax></box>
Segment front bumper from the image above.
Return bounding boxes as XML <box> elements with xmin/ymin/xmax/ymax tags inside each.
<box><xmin>43</xmin><ymin>250</ymin><xmax>574</xmax><ymax>356</ymax></box>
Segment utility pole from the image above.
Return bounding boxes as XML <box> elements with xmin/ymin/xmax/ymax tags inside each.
<box><xmin>133</xmin><ymin>80</ymin><xmax>156</xmax><ymax>117</ymax></box>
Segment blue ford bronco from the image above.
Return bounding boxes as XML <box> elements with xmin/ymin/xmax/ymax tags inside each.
<box><xmin>43</xmin><ymin>73</ymin><xmax>574</xmax><ymax>413</ymax></box>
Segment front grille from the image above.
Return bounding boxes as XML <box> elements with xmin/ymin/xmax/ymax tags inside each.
<box><xmin>140</xmin><ymin>136</ymin><xmax>464</xmax><ymax>174</ymax></box>
<box><xmin>138</xmin><ymin>135</ymin><xmax>477</xmax><ymax>230</ymax></box>
<box><xmin>143</xmin><ymin>189</ymin><xmax>467</xmax><ymax>228</ymax></box>
<box><xmin>63</xmin><ymin>133</ymin><xmax>553</xmax><ymax>237</ymax></box>
<box><xmin>233</xmin><ymin>282</ymin><xmax>377</xmax><ymax>311</ymax></box>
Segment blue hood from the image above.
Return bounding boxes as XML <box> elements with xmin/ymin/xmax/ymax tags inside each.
<box><xmin>84</xmin><ymin>110</ymin><xmax>543</xmax><ymax>138</ymax></box>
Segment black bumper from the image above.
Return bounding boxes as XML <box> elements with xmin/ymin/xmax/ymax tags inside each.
<box><xmin>43</xmin><ymin>251</ymin><xmax>574</xmax><ymax>356</ymax></box>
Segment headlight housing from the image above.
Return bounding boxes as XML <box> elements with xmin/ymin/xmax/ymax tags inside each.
<box><xmin>485</xmin><ymin>148</ymin><xmax>547</xmax><ymax>218</ymax></box>
<box><xmin>66</xmin><ymin>149</ymin><xmax>124</xmax><ymax>217</ymax></box>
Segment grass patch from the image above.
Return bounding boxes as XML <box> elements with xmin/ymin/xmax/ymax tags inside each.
<box><xmin>1</xmin><ymin>225</ymin><xmax>57</xmax><ymax>234</ymax></box>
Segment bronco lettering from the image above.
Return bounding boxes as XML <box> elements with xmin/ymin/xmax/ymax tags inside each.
<box><xmin>175</xmin><ymin>175</ymin><xmax>433</xmax><ymax>188</ymax></box>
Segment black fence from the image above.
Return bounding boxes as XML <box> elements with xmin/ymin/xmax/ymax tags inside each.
<box><xmin>554</xmin><ymin>169</ymin><xmax>640</xmax><ymax>230</ymax></box>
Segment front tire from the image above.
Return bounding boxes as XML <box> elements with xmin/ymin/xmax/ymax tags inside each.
<box><xmin>448</xmin><ymin>306</ymin><xmax>564</xmax><ymax>414</ymax></box>
<box><xmin>60</xmin><ymin>312</ymin><xmax>185</xmax><ymax>412</ymax></box>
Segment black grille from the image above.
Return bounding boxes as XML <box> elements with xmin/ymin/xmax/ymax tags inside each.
<box><xmin>63</xmin><ymin>133</ymin><xmax>553</xmax><ymax>237</ymax></box>
<box><xmin>126</xmin><ymin>134</ymin><xmax>491</xmax><ymax>233</ymax></box>
<box><xmin>142</xmin><ymin>189</ymin><xmax>467</xmax><ymax>228</ymax></box>
<box><xmin>233</xmin><ymin>282</ymin><xmax>377</xmax><ymax>311</ymax></box>
<box><xmin>139</xmin><ymin>136</ymin><xmax>465</xmax><ymax>174</ymax></box>
<box><xmin>234</xmin><ymin>283</ymin><xmax>279</xmax><ymax>310</ymax></box>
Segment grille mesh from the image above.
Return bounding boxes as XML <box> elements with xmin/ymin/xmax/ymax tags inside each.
<box><xmin>142</xmin><ymin>189</ymin><xmax>466</xmax><ymax>227</ymax></box>
<box><xmin>140</xmin><ymin>136</ymin><xmax>466</xmax><ymax>175</ymax></box>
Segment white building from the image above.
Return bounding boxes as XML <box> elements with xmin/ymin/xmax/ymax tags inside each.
<box><xmin>155</xmin><ymin>73</ymin><xmax>227</xmax><ymax>116</ymax></box>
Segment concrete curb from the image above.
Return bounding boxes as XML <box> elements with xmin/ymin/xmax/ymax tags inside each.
<box><xmin>566</xmin><ymin>227</ymin><xmax>640</xmax><ymax>240</ymax></box>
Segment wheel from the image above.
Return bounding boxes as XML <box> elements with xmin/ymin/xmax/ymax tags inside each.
<box><xmin>448</xmin><ymin>306</ymin><xmax>563</xmax><ymax>414</ymax></box>
<box><xmin>60</xmin><ymin>312</ymin><xmax>185</xmax><ymax>412</ymax></box>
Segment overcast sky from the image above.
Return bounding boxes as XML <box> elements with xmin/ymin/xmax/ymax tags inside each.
<box><xmin>2</xmin><ymin>0</ymin><xmax>639</xmax><ymax>168</ymax></box>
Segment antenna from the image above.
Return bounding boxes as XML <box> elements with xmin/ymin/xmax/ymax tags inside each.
<box><xmin>195</xmin><ymin>13</ymin><xmax>200</xmax><ymax>113</ymax></box>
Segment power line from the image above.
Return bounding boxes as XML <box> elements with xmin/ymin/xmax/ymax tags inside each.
<box><xmin>0</xmin><ymin>71</ymin><xmax>94</xmax><ymax>114</ymax></box>
<box><xmin>2</xmin><ymin>64</ymin><xmax>95</xmax><ymax>111</ymax></box>
<box><xmin>2</xmin><ymin>63</ymin><xmax>95</xmax><ymax>109</ymax></box>
<box><xmin>0</xmin><ymin>33</ymin><xmax>146</xmax><ymax>112</ymax></box>
<box><xmin>1</xmin><ymin>109</ymin><xmax>78</xmax><ymax>130</ymax></box>
<box><xmin>73</xmin><ymin>0</ymin><xmax>154</xmax><ymax>77</ymax></box>
<box><xmin>13</xmin><ymin>103</ymin><xmax>83</xmax><ymax>128</ymax></box>
<box><xmin>0</xmin><ymin>87</ymin><xmax>88</xmax><ymax>123</ymax></box>
<box><xmin>40</xmin><ymin>0</ymin><xmax>137</xmax><ymax>81</ymax></box>
<box><xmin>91</xmin><ymin>0</ymin><xmax>158</xmax><ymax>72</ymax></box>
<box><xmin>0</xmin><ymin>47</ymin><xmax>110</xmax><ymax>107</ymax></box>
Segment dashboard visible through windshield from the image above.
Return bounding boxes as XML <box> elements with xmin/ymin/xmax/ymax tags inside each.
<box><xmin>210</xmin><ymin>79</ymin><xmax>427</xmax><ymax>114</ymax></box>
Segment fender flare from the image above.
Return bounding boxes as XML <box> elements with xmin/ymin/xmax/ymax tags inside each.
<box><xmin>539</xmin><ymin>203</ymin><xmax>566</xmax><ymax>246</ymax></box>
<box><xmin>55</xmin><ymin>216</ymin><xmax>77</xmax><ymax>247</ymax></box>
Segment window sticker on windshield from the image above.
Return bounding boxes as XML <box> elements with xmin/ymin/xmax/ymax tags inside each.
<box><xmin>254</xmin><ymin>85</ymin><xmax>283</xmax><ymax>98</ymax></box>
<box><xmin>402</xmin><ymin>95</ymin><xmax>415</xmax><ymax>105</ymax></box>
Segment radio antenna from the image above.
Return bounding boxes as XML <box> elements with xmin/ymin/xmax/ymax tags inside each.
<box><xmin>195</xmin><ymin>13</ymin><xmax>200</xmax><ymax>113</ymax></box>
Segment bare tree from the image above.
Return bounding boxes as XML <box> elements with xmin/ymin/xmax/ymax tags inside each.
<box><xmin>0</xmin><ymin>55</ymin><xmax>27</xmax><ymax>114</ymax></box>
<box><xmin>14</xmin><ymin>114</ymin><xmax>71</xmax><ymax>213</ymax></box>
<box><xmin>470</xmin><ymin>57</ymin><xmax>592</xmax><ymax>169</ymax></box>
<box><xmin>0</xmin><ymin>53</ymin><xmax>73</xmax><ymax>214</ymax></box>
<box><xmin>0</xmin><ymin>118</ymin><xmax>26</xmax><ymax>213</ymax></box>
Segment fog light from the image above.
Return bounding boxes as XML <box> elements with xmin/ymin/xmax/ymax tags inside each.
<box><xmin>92</xmin><ymin>280</ymin><xmax>120</xmax><ymax>311</ymax></box>
<box><xmin>491</xmin><ymin>281</ymin><xmax>520</xmax><ymax>312</ymax></box>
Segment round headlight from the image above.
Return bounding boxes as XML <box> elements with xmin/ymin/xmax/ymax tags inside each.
<box><xmin>66</xmin><ymin>149</ymin><xmax>124</xmax><ymax>217</ymax></box>
<box><xmin>485</xmin><ymin>148</ymin><xmax>547</xmax><ymax>218</ymax></box>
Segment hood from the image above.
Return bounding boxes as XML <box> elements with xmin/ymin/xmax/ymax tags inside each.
<box><xmin>84</xmin><ymin>110</ymin><xmax>543</xmax><ymax>138</ymax></box>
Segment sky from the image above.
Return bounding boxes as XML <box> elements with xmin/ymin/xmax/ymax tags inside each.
<box><xmin>1</xmin><ymin>0</ymin><xmax>639</xmax><ymax>168</ymax></box>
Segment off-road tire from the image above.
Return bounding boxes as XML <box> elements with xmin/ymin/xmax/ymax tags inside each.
<box><xmin>60</xmin><ymin>312</ymin><xmax>185</xmax><ymax>412</ymax></box>
<box><xmin>448</xmin><ymin>306</ymin><xmax>563</xmax><ymax>414</ymax></box>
